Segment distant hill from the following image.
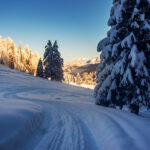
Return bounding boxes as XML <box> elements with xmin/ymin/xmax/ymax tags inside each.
<box><xmin>64</xmin><ymin>57</ymin><xmax>100</xmax><ymax>68</ymax></box>
<box><xmin>64</xmin><ymin>57</ymin><xmax>100</xmax><ymax>73</ymax></box>
<box><xmin>72</xmin><ymin>64</ymin><xmax>98</xmax><ymax>75</ymax></box>
<box><xmin>63</xmin><ymin>57</ymin><xmax>100</xmax><ymax>89</ymax></box>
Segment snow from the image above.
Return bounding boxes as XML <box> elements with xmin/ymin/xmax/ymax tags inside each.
<box><xmin>143</xmin><ymin>20</ymin><xmax>150</xmax><ymax>31</ymax></box>
<box><xmin>69</xmin><ymin>82</ymin><xmax>95</xmax><ymax>89</ymax></box>
<box><xmin>112</xmin><ymin>43</ymin><xmax>119</xmax><ymax>57</ymax></box>
<box><xmin>0</xmin><ymin>99</ymin><xmax>44</xmax><ymax>150</ymax></box>
<box><xmin>121</xmin><ymin>33</ymin><xmax>136</xmax><ymax>49</ymax></box>
<box><xmin>131</xmin><ymin>21</ymin><xmax>140</xmax><ymax>29</ymax></box>
<box><xmin>131</xmin><ymin>8</ymin><xmax>139</xmax><ymax>19</ymax></box>
<box><xmin>129</xmin><ymin>44</ymin><xmax>138</xmax><ymax>68</ymax></box>
<box><xmin>114</xmin><ymin>1</ymin><xmax>123</xmax><ymax>23</ymax></box>
<box><xmin>0</xmin><ymin>65</ymin><xmax>150</xmax><ymax>150</ymax></box>
<box><xmin>97</xmin><ymin>37</ymin><xmax>109</xmax><ymax>52</ymax></box>
<box><xmin>107</xmin><ymin>79</ymin><xmax>117</xmax><ymax>100</ymax></box>
<box><xmin>100</xmin><ymin>45</ymin><xmax>111</xmax><ymax>59</ymax></box>
<box><xmin>122</xmin><ymin>67</ymin><xmax>134</xmax><ymax>84</ymax></box>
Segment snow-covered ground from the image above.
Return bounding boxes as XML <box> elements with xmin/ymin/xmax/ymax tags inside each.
<box><xmin>69</xmin><ymin>82</ymin><xmax>95</xmax><ymax>89</ymax></box>
<box><xmin>0</xmin><ymin>64</ymin><xmax>150</xmax><ymax>150</ymax></box>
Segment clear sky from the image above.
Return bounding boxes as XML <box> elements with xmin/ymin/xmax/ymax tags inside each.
<box><xmin>0</xmin><ymin>0</ymin><xmax>112</xmax><ymax>61</ymax></box>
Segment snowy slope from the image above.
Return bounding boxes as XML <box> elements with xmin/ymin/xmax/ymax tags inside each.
<box><xmin>0</xmin><ymin>65</ymin><xmax>150</xmax><ymax>150</ymax></box>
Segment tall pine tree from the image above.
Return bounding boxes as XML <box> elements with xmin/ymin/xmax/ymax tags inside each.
<box><xmin>44</xmin><ymin>40</ymin><xmax>64</xmax><ymax>81</ymax></box>
<box><xmin>44</xmin><ymin>40</ymin><xmax>52</xmax><ymax>59</ymax></box>
<box><xmin>94</xmin><ymin>0</ymin><xmax>150</xmax><ymax>114</ymax></box>
<box><xmin>36</xmin><ymin>58</ymin><xmax>43</xmax><ymax>78</ymax></box>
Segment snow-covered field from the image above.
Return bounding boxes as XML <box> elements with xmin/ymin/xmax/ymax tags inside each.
<box><xmin>69</xmin><ymin>82</ymin><xmax>95</xmax><ymax>89</ymax></box>
<box><xmin>0</xmin><ymin>65</ymin><xmax>150</xmax><ymax>150</ymax></box>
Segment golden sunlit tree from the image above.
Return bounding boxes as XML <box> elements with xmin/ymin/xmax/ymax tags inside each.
<box><xmin>0</xmin><ymin>36</ymin><xmax>41</xmax><ymax>76</ymax></box>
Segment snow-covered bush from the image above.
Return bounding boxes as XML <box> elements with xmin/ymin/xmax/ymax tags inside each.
<box><xmin>94</xmin><ymin>0</ymin><xmax>150</xmax><ymax>114</ymax></box>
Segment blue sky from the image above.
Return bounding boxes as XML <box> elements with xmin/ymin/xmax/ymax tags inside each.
<box><xmin>0</xmin><ymin>0</ymin><xmax>112</xmax><ymax>61</ymax></box>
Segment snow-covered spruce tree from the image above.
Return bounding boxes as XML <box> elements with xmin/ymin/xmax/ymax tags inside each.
<box><xmin>36</xmin><ymin>58</ymin><xmax>43</xmax><ymax>78</ymax></box>
<box><xmin>94</xmin><ymin>0</ymin><xmax>150</xmax><ymax>114</ymax></box>
<box><xmin>43</xmin><ymin>40</ymin><xmax>52</xmax><ymax>78</ymax></box>
<box><xmin>44</xmin><ymin>40</ymin><xmax>52</xmax><ymax>59</ymax></box>
<box><xmin>44</xmin><ymin>40</ymin><xmax>64</xmax><ymax>81</ymax></box>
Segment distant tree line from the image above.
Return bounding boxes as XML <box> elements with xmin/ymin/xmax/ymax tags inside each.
<box><xmin>64</xmin><ymin>72</ymin><xmax>96</xmax><ymax>86</ymax></box>
<box><xmin>0</xmin><ymin>36</ymin><xmax>64</xmax><ymax>82</ymax></box>
<box><xmin>0</xmin><ymin>36</ymin><xmax>40</xmax><ymax>75</ymax></box>
<box><xmin>0</xmin><ymin>36</ymin><xmax>95</xmax><ymax>85</ymax></box>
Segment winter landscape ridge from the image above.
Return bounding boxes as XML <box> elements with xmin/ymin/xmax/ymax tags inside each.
<box><xmin>0</xmin><ymin>64</ymin><xmax>150</xmax><ymax>150</ymax></box>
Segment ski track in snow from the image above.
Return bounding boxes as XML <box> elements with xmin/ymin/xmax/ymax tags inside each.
<box><xmin>3</xmin><ymin>87</ymin><xmax>97</xmax><ymax>150</ymax></box>
<box><xmin>0</xmin><ymin>66</ymin><xmax>98</xmax><ymax>150</ymax></box>
<box><xmin>33</xmin><ymin>103</ymin><xmax>86</xmax><ymax>150</ymax></box>
<box><xmin>0</xmin><ymin>65</ymin><xmax>150</xmax><ymax>150</ymax></box>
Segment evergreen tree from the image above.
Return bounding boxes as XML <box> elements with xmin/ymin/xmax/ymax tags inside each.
<box><xmin>36</xmin><ymin>58</ymin><xmax>43</xmax><ymax>78</ymax></box>
<box><xmin>44</xmin><ymin>40</ymin><xmax>64</xmax><ymax>81</ymax></box>
<box><xmin>44</xmin><ymin>40</ymin><xmax>52</xmax><ymax>59</ymax></box>
<box><xmin>94</xmin><ymin>0</ymin><xmax>150</xmax><ymax>114</ymax></box>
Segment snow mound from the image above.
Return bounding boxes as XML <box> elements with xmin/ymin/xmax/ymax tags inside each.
<box><xmin>97</xmin><ymin>37</ymin><xmax>109</xmax><ymax>52</ymax></box>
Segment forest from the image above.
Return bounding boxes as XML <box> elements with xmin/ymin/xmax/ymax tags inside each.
<box><xmin>0</xmin><ymin>36</ymin><xmax>40</xmax><ymax>75</ymax></box>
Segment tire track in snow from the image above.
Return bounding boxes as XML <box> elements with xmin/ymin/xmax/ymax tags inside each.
<box><xmin>0</xmin><ymin>74</ymin><xmax>98</xmax><ymax>150</ymax></box>
<box><xmin>3</xmin><ymin>84</ymin><xmax>87</xmax><ymax>150</ymax></box>
<box><xmin>34</xmin><ymin>106</ymin><xmax>85</xmax><ymax>150</ymax></box>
